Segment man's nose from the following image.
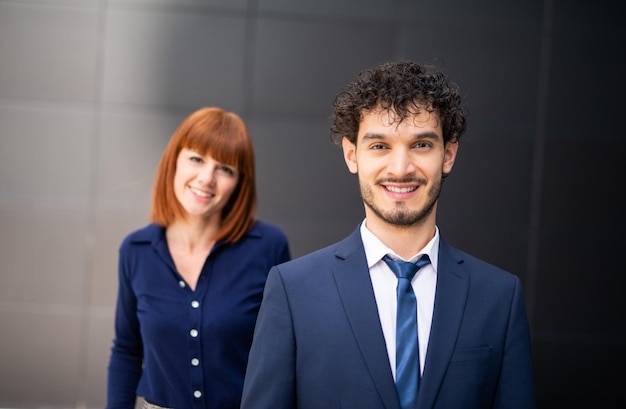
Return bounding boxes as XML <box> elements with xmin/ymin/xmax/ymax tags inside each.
<box><xmin>387</xmin><ymin>149</ymin><xmax>415</xmax><ymax>176</ymax></box>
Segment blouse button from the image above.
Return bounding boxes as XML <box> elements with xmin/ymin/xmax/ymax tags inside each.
<box><xmin>190</xmin><ymin>329</ymin><xmax>198</xmax><ymax>337</ymax></box>
<box><xmin>191</xmin><ymin>300</ymin><xmax>200</xmax><ymax>308</ymax></box>
<box><xmin>191</xmin><ymin>358</ymin><xmax>200</xmax><ymax>366</ymax></box>
<box><xmin>194</xmin><ymin>390</ymin><xmax>202</xmax><ymax>398</ymax></box>
<box><xmin>179</xmin><ymin>280</ymin><xmax>186</xmax><ymax>288</ymax></box>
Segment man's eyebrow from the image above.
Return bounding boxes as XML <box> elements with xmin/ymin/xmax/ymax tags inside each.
<box><xmin>360</xmin><ymin>131</ymin><xmax>440</xmax><ymax>141</ymax></box>
<box><xmin>414</xmin><ymin>131</ymin><xmax>440</xmax><ymax>141</ymax></box>
<box><xmin>361</xmin><ymin>132</ymin><xmax>385</xmax><ymax>140</ymax></box>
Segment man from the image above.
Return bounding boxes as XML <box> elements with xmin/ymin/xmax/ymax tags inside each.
<box><xmin>241</xmin><ymin>61</ymin><xmax>536</xmax><ymax>409</ymax></box>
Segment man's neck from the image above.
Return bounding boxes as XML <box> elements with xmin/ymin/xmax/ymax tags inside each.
<box><xmin>364</xmin><ymin>217</ymin><xmax>436</xmax><ymax>260</ymax></box>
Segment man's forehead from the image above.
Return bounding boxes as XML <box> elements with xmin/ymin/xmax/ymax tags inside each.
<box><xmin>362</xmin><ymin>104</ymin><xmax>437</xmax><ymax>121</ymax></box>
<box><xmin>359</xmin><ymin>107</ymin><xmax>441</xmax><ymax>133</ymax></box>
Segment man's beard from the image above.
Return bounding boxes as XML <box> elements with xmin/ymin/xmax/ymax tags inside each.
<box><xmin>360</xmin><ymin>176</ymin><xmax>442</xmax><ymax>228</ymax></box>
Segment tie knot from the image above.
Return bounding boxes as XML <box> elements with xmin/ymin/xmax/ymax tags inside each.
<box><xmin>383</xmin><ymin>255</ymin><xmax>431</xmax><ymax>280</ymax></box>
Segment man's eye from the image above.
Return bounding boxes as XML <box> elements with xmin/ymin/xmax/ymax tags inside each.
<box><xmin>415</xmin><ymin>142</ymin><xmax>431</xmax><ymax>149</ymax></box>
<box><xmin>371</xmin><ymin>144</ymin><xmax>386</xmax><ymax>150</ymax></box>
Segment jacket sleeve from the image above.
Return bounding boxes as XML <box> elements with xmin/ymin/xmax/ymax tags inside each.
<box><xmin>493</xmin><ymin>276</ymin><xmax>536</xmax><ymax>409</ymax></box>
<box><xmin>241</xmin><ymin>266</ymin><xmax>297</xmax><ymax>409</ymax></box>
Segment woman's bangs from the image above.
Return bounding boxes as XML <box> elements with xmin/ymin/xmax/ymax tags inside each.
<box><xmin>184</xmin><ymin>124</ymin><xmax>245</xmax><ymax>170</ymax></box>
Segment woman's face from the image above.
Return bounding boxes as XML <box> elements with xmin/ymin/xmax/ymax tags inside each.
<box><xmin>173</xmin><ymin>148</ymin><xmax>239</xmax><ymax>221</ymax></box>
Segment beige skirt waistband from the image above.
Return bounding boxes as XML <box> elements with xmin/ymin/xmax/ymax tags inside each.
<box><xmin>143</xmin><ymin>400</ymin><xmax>172</xmax><ymax>409</ymax></box>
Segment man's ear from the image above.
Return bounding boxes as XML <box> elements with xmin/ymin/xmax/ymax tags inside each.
<box><xmin>342</xmin><ymin>137</ymin><xmax>358</xmax><ymax>174</ymax></box>
<box><xmin>443</xmin><ymin>141</ymin><xmax>459</xmax><ymax>175</ymax></box>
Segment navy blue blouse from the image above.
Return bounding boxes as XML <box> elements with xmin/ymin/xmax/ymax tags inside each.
<box><xmin>106</xmin><ymin>221</ymin><xmax>291</xmax><ymax>409</ymax></box>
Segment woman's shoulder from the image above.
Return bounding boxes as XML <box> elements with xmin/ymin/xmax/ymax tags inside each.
<box><xmin>120</xmin><ymin>223</ymin><xmax>164</xmax><ymax>249</ymax></box>
<box><xmin>248</xmin><ymin>219</ymin><xmax>288</xmax><ymax>241</ymax></box>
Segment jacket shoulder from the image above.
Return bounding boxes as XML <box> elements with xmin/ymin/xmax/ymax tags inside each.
<box><xmin>441</xmin><ymin>239</ymin><xmax>521</xmax><ymax>287</ymax></box>
<box><xmin>274</xmin><ymin>228</ymin><xmax>361</xmax><ymax>274</ymax></box>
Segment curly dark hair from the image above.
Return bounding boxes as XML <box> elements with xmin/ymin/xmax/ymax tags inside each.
<box><xmin>330</xmin><ymin>61</ymin><xmax>467</xmax><ymax>145</ymax></box>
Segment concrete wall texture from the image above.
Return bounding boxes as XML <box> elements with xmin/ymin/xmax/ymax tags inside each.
<box><xmin>0</xmin><ymin>0</ymin><xmax>623</xmax><ymax>407</ymax></box>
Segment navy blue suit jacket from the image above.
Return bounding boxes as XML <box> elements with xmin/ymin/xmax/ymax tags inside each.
<box><xmin>241</xmin><ymin>227</ymin><xmax>535</xmax><ymax>409</ymax></box>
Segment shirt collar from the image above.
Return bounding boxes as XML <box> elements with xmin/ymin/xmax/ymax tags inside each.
<box><xmin>130</xmin><ymin>221</ymin><xmax>262</xmax><ymax>246</ymax></box>
<box><xmin>359</xmin><ymin>219</ymin><xmax>439</xmax><ymax>272</ymax></box>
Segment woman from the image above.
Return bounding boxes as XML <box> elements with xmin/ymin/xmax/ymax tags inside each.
<box><xmin>106</xmin><ymin>107</ymin><xmax>291</xmax><ymax>408</ymax></box>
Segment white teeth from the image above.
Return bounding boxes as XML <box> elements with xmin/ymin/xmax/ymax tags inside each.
<box><xmin>190</xmin><ymin>187</ymin><xmax>212</xmax><ymax>198</ymax></box>
<box><xmin>386</xmin><ymin>186</ymin><xmax>416</xmax><ymax>193</ymax></box>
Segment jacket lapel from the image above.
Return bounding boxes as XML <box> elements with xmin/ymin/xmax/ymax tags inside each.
<box><xmin>332</xmin><ymin>228</ymin><xmax>401</xmax><ymax>409</ymax></box>
<box><xmin>417</xmin><ymin>238</ymin><xmax>469</xmax><ymax>408</ymax></box>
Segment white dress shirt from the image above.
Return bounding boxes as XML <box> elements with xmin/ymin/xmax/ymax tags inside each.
<box><xmin>359</xmin><ymin>219</ymin><xmax>439</xmax><ymax>378</ymax></box>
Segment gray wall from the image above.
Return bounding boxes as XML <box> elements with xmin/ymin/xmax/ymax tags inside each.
<box><xmin>0</xmin><ymin>0</ymin><xmax>623</xmax><ymax>407</ymax></box>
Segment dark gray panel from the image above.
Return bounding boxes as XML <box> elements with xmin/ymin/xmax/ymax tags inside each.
<box><xmin>0</xmin><ymin>2</ymin><xmax>100</xmax><ymax>101</ymax></box>
<box><xmin>0</xmin><ymin>207</ymin><xmax>90</xmax><ymax>304</ymax></box>
<box><xmin>532</xmin><ymin>0</ymin><xmax>625</xmax><ymax>406</ymax></box>
<box><xmin>252</xmin><ymin>17</ymin><xmax>395</xmax><ymax>116</ymax></box>
<box><xmin>249</xmin><ymin>115</ymin><xmax>363</xmax><ymax>257</ymax></box>
<box><xmin>258</xmin><ymin>0</ymin><xmax>399</xmax><ymax>21</ymax></box>
<box><xmin>535</xmin><ymin>0</ymin><xmax>625</xmax><ymax>336</ymax></box>
<box><xmin>0</xmin><ymin>107</ymin><xmax>95</xmax><ymax>206</ymax></box>
<box><xmin>85</xmin><ymin>314</ymin><xmax>116</xmax><ymax>408</ymax></box>
<box><xmin>0</xmin><ymin>309</ymin><xmax>83</xmax><ymax>407</ymax></box>
<box><xmin>96</xmin><ymin>111</ymin><xmax>178</xmax><ymax>210</ymax></box>
<box><xmin>110</xmin><ymin>0</ymin><xmax>247</xmax><ymax>8</ymax></box>
<box><xmin>532</xmin><ymin>336</ymin><xmax>623</xmax><ymax>407</ymax></box>
<box><xmin>102</xmin><ymin>8</ymin><xmax>247</xmax><ymax>111</ymax></box>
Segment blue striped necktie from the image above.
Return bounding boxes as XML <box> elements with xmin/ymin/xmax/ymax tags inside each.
<box><xmin>383</xmin><ymin>254</ymin><xmax>431</xmax><ymax>409</ymax></box>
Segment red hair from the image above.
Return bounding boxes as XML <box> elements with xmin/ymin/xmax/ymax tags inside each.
<box><xmin>150</xmin><ymin>107</ymin><xmax>256</xmax><ymax>243</ymax></box>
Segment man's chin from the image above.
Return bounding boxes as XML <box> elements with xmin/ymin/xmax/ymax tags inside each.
<box><xmin>374</xmin><ymin>209</ymin><xmax>425</xmax><ymax>228</ymax></box>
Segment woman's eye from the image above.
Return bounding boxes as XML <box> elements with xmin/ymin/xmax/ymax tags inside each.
<box><xmin>218</xmin><ymin>166</ymin><xmax>236</xmax><ymax>176</ymax></box>
<box><xmin>190</xmin><ymin>156</ymin><xmax>203</xmax><ymax>163</ymax></box>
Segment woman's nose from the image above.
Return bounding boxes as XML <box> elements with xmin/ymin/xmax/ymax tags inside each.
<box><xmin>198</xmin><ymin>163</ymin><xmax>217</xmax><ymax>186</ymax></box>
